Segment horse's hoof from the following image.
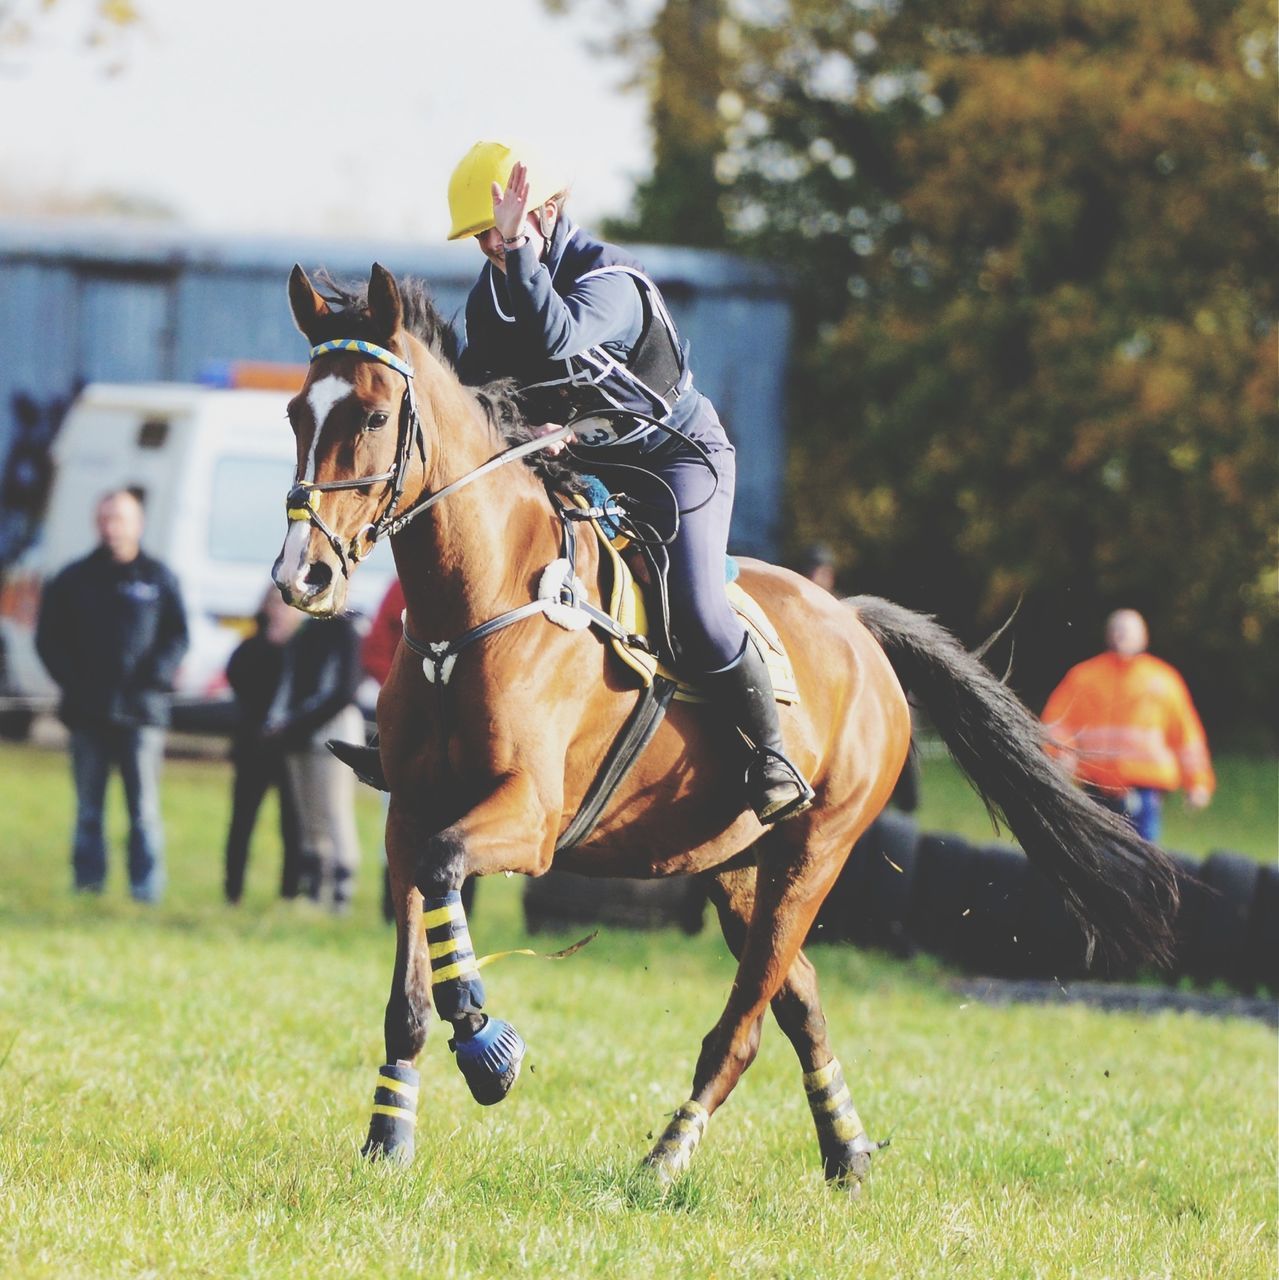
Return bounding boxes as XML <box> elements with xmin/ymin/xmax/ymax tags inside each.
<box><xmin>823</xmin><ymin>1135</ymin><xmax>881</xmax><ymax>1192</ymax></box>
<box><xmin>642</xmin><ymin>1100</ymin><xmax>708</xmax><ymax>1185</ymax></box>
<box><xmin>450</xmin><ymin>1017</ymin><xmax>525</xmax><ymax>1106</ymax></box>
<box><xmin>362</xmin><ymin>1062</ymin><xmax>420</xmax><ymax>1161</ymax></box>
<box><xmin>361</xmin><ymin>1129</ymin><xmax>415</xmax><ymax>1164</ymax></box>
<box><xmin>638</xmin><ymin>1153</ymin><xmax>677</xmax><ymax>1190</ymax></box>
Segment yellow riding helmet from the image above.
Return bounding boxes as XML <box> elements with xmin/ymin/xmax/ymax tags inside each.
<box><xmin>446</xmin><ymin>141</ymin><xmax>566</xmax><ymax>241</ymax></box>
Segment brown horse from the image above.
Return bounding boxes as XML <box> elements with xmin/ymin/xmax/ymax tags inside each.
<box><xmin>273</xmin><ymin>263</ymin><xmax>1178</xmax><ymax>1191</ymax></box>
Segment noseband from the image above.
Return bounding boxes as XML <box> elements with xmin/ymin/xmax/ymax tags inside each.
<box><xmin>285</xmin><ymin>337</ymin><xmax>575</xmax><ymax>578</ymax></box>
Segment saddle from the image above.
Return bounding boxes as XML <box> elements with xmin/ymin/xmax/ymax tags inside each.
<box><xmin>572</xmin><ymin>494</ymin><xmax>800</xmax><ymax>706</ymax></box>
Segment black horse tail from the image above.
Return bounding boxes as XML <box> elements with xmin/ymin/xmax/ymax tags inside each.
<box><xmin>851</xmin><ymin>595</ymin><xmax>1180</xmax><ymax>970</ymax></box>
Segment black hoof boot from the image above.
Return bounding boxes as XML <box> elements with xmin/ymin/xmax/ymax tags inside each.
<box><xmin>360</xmin><ymin>1062</ymin><xmax>419</xmax><ymax>1163</ymax></box>
<box><xmin>450</xmin><ymin>1017</ymin><xmax>525</xmax><ymax>1106</ymax></box>
<box><xmin>326</xmin><ymin>737</ymin><xmax>389</xmax><ymax>791</ymax></box>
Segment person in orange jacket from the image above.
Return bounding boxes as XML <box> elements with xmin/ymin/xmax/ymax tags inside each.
<box><xmin>1042</xmin><ymin>609</ymin><xmax>1214</xmax><ymax>842</ymax></box>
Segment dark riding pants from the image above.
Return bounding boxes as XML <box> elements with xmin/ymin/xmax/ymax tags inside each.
<box><xmin>592</xmin><ymin>406</ymin><xmax>747</xmax><ymax>673</ymax></box>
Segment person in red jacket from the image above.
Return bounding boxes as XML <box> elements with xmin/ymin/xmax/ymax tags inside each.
<box><xmin>358</xmin><ymin>578</ymin><xmax>478</xmax><ymax>922</ymax></box>
<box><xmin>358</xmin><ymin>579</ymin><xmax>404</xmax><ymax>923</ymax></box>
<box><xmin>1042</xmin><ymin>609</ymin><xmax>1214</xmax><ymax>842</ymax></box>
<box><xmin>362</xmin><ymin>578</ymin><xmax>404</xmax><ymax>690</ymax></box>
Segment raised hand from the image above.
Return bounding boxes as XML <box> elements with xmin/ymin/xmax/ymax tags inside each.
<box><xmin>491</xmin><ymin>160</ymin><xmax>530</xmax><ymax>241</ymax></box>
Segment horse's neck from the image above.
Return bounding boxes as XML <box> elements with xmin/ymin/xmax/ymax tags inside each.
<box><xmin>391</xmin><ymin>363</ymin><xmax>562</xmax><ymax>642</ymax></box>
<box><xmin>392</xmin><ymin>487</ymin><xmax>562</xmax><ymax>642</ymax></box>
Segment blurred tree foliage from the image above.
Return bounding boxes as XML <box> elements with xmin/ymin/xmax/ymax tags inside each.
<box><xmin>0</xmin><ymin>0</ymin><xmax>140</xmax><ymax>73</ymax></box>
<box><xmin>553</xmin><ymin>0</ymin><xmax>1278</xmax><ymax>741</ymax></box>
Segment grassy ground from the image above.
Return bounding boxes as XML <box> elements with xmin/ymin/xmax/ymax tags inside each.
<box><xmin>912</xmin><ymin>746</ymin><xmax>1276</xmax><ymax>863</ymax></box>
<box><xmin>0</xmin><ymin>740</ymin><xmax>1274</xmax><ymax>1279</ymax></box>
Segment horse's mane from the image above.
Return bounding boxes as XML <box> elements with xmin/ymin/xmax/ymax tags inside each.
<box><xmin>309</xmin><ymin>270</ymin><xmax>584</xmax><ymax>490</ymax></box>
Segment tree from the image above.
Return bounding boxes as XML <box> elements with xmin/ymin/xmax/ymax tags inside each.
<box><xmin>768</xmin><ymin>0</ymin><xmax>1278</xmax><ymax>735</ymax></box>
<box><xmin>0</xmin><ymin>0</ymin><xmax>141</xmax><ymax>76</ymax></box>
<box><xmin>570</xmin><ymin>0</ymin><xmax>1278</xmax><ymax>738</ymax></box>
<box><xmin>544</xmin><ymin>0</ymin><xmax>730</xmax><ymax>246</ymax></box>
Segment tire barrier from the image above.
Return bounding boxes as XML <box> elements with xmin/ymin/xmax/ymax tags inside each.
<box><xmin>523</xmin><ymin>868</ymin><xmax>706</xmax><ymax>936</ymax></box>
<box><xmin>813</xmin><ymin>808</ymin><xmax>920</xmax><ymax>957</ymax></box>
<box><xmin>1191</xmin><ymin>852</ymin><xmax>1261</xmax><ymax>993</ymax></box>
<box><xmin>520</xmin><ymin>819</ymin><xmax>1273</xmax><ymax>997</ymax></box>
<box><xmin>1245</xmin><ymin>865</ymin><xmax>1279</xmax><ymax>997</ymax></box>
<box><xmin>808</xmin><ymin>813</ymin><xmax>1277</xmax><ymax>997</ymax></box>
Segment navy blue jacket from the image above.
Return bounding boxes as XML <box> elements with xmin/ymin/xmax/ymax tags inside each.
<box><xmin>262</xmin><ymin>617</ymin><xmax>362</xmax><ymax>751</ymax></box>
<box><xmin>459</xmin><ymin>219</ymin><xmax>704</xmax><ymax>450</ymax></box>
<box><xmin>36</xmin><ymin>547</ymin><xmax>188</xmax><ymax>730</ymax></box>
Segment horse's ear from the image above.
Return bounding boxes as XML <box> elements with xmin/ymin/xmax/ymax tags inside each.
<box><xmin>288</xmin><ymin>264</ymin><xmax>330</xmax><ymax>341</ymax></box>
<box><xmin>368</xmin><ymin>263</ymin><xmax>403</xmax><ymax>339</ymax></box>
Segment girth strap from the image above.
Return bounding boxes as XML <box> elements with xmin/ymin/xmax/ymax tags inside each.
<box><xmin>555</xmin><ymin>676</ymin><xmax>678</xmax><ymax>852</ymax></box>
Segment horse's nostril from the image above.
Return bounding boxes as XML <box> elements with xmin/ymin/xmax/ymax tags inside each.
<box><xmin>304</xmin><ymin>561</ymin><xmax>334</xmax><ymax>591</ymax></box>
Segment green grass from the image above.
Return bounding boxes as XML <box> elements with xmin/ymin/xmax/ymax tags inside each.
<box><xmin>0</xmin><ymin>740</ymin><xmax>1275</xmax><ymax>1279</ymax></box>
<box><xmin>913</xmin><ymin>745</ymin><xmax>1277</xmax><ymax>863</ymax></box>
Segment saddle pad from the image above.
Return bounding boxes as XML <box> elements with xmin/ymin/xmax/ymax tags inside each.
<box><xmin>578</xmin><ymin>497</ymin><xmax>799</xmax><ymax>705</ymax></box>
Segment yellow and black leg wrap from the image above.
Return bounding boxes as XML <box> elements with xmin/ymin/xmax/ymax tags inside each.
<box><xmin>361</xmin><ymin>1061</ymin><xmax>419</xmax><ymax>1163</ymax></box>
<box><xmin>424</xmin><ymin>891</ymin><xmax>486</xmax><ymax>1022</ymax></box>
<box><xmin>642</xmin><ymin>1099</ymin><xmax>709</xmax><ymax>1185</ymax></box>
<box><xmin>804</xmin><ymin>1058</ymin><xmax>878</xmax><ymax>1189</ymax></box>
<box><xmin>425</xmin><ymin>890</ymin><xmax>526</xmax><ymax>1105</ymax></box>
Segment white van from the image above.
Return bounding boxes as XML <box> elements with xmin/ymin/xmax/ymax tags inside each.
<box><xmin>0</xmin><ymin>375</ymin><xmax>395</xmax><ymax>728</ymax></box>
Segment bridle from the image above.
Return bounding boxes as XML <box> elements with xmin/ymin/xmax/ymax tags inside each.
<box><xmin>284</xmin><ymin>337</ymin><xmax>574</xmax><ymax>578</ymax></box>
<box><xmin>284</xmin><ymin>338</ymin><xmax>424</xmax><ymax>579</ymax></box>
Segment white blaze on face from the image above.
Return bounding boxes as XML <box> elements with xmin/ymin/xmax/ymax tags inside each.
<box><xmin>303</xmin><ymin>374</ymin><xmax>353</xmax><ymax>481</ymax></box>
<box><xmin>277</xmin><ymin>373</ymin><xmax>354</xmax><ymax>588</ymax></box>
<box><xmin>277</xmin><ymin>518</ymin><xmax>313</xmax><ymax>590</ymax></box>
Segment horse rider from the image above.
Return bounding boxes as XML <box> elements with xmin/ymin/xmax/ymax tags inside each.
<box><xmin>447</xmin><ymin>141</ymin><xmax>812</xmax><ymax>823</ymax></box>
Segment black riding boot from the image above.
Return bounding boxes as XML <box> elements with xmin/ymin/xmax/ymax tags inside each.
<box><xmin>327</xmin><ymin>733</ymin><xmax>388</xmax><ymax>791</ymax></box>
<box><xmin>704</xmin><ymin>639</ymin><xmax>815</xmax><ymax>823</ymax></box>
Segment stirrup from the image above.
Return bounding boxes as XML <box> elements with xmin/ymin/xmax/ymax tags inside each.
<box><xmin>747</xmin><ymin>745</ymin><xmax>815</xmax><ymax>823</ymax></box>
<box><xmin>326</xmin><ymin>738</ymin><xmax>388</xmax><ymax>791</ymax></box>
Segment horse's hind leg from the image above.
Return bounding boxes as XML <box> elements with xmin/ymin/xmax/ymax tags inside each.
<box><xmin>653</xmin><ymin>862</ymin><xmax>877</xmax><ymax>1191</ymax></box>
<box><xmin>361</xmin><ymin>824</ymin><xmax>433</xmax><ymax>1162</ymax></box>
<box><xmin>643</xmin><ymin>845</ymin><xmax>865</xmax><ymax>1186</ymax></box>
<box><xmin>771</xmin><ymin>947</ymin><xmax>879</xmax><ymax>1191</ymax></box>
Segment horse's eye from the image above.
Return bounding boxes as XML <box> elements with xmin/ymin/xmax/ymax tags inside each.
<box><xmin>368</xmin><ymin>412</ymin><xmax>390</xmax><ymax>431</ymax></box>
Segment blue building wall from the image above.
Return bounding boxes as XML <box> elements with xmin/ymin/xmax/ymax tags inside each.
<box><xmin>0</xmin><ymin>220</ymin><xmax>792</xmax><ymax>556</ymax></box>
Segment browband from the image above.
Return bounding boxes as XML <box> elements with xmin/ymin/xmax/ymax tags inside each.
<box><xmin>309</xmin><ymin>338</ymin><xmax>415</xmax><ymax>381</ymax></box>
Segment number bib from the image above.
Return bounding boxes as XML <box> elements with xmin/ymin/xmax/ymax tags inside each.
<box><xmin>572</xmin><ymin>416</ymin><xmax>623</xmax><ymax>448</ymax></box>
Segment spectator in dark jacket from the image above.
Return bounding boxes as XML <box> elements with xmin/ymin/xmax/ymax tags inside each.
<box><xmin>222</xmin><ymin>588</ymin><xmax>305</xmax><ymax>904</ymax></box>
<box><xmin>263</xmin><ymin>613</ymin><xmax>364</xmax><ymax>913</ymax></box>
<box><xmin>35</xmin><ymin>488</ymin><xmax>188</xmax><ymax>901</ymax></box>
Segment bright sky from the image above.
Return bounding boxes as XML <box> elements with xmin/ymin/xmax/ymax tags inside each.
<box><xmin>0</xmin><ymin>0</ymin><xmax>649</xmax><ymax>249</ymax></box>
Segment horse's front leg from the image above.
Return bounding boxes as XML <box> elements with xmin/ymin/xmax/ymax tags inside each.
<box><xmin>412</xmin><ymin>770</ymin><xmax>561</xmax><ymax>1106</ymax></box>
<box><xmin>361</xmin><ymin>812</ymin><xmax>433</xmax><ymax>1162</ymax></box>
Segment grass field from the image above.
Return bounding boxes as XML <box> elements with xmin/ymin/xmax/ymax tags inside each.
<box><xmin>0</xmin><ymin>740</ymin><xmax>1274</xmax><ymax>1279</ymax></box>
<box><xmin>912</xmin><ymin>744</ymin><xmax>1277</xmax><ymax>863</ymax></box>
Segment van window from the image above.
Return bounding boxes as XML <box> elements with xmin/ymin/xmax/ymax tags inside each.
<box><xmin>208</xmin><ymin>456</ymin><xmax>293</xmax><ymax>564</ymax></box>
